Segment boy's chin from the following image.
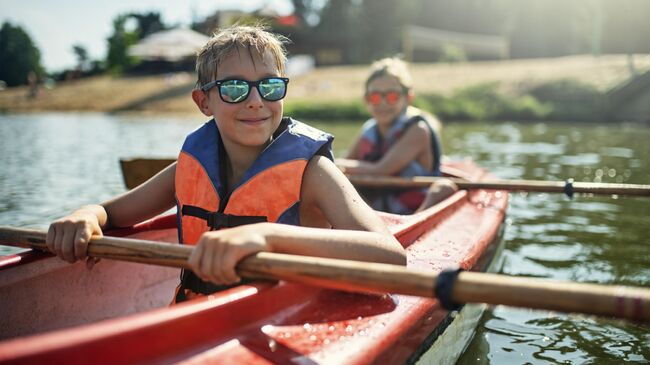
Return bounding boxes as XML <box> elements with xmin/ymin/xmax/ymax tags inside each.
<box><xmin>376</xmin><ymin>116</ymin><xmax>397</xmax><ymax>126</ymax></box>
<box><xmin>235</xmin><ymin>134</ymin><xmax>273</xmax><ymax>148</ymax></box>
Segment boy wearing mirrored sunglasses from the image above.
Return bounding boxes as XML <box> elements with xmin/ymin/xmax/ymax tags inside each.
<box><xmin>46</xmin><ymin>25</ymin><xmax>405</xmax><ymax>303</ymax></box>
<box><xmin>337</xmin><ymin>57</ymin><xmax>457</xmax><ymax>214</ymax></box>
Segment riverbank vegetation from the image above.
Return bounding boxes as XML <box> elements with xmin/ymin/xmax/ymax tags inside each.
<box><xmin>1</xmin><ymin>55</ymin><xmax>648</xmax><ymax>123</ymax></box>
<box><xmin>286</xmin><ymin>79</ymin><xmax>605</xmax><ymax>123</ymax></box>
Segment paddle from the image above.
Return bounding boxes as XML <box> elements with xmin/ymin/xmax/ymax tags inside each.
<box><xmin>1</xmin><ymin>226</ymin><xmax>648</xmax><ymax>322</ymax></box>
<box><xmin>347</xmin><ymin>175</ymin><xmax>650</xmax><ymax>197</ymax></box>
<box><xmin>119</xmin><ymin>157</ymin><xmax>650</xmax><ymax>197</ymax></box>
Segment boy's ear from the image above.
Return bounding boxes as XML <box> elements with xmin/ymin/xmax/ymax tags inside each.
<box><xmin>192</xmin><ymin>89</ymin><xmax>212</xmax><ymax>116</ymax></box>
<box><xmin>406</xmin><ymin>89</ymin><xmax>415</xmax><ymax>104</ymax></box>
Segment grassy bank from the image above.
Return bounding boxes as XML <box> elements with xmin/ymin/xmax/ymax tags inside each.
<box><xmin>286</xmin><ymin>79</ymin><xmax>605</xmax><ymax>123</ymax></box>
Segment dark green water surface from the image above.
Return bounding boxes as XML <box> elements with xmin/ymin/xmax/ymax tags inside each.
<box><xmin>0</xmin><ymin>113</ymin><xmax>648</xmax><ymax>363</ymax></box>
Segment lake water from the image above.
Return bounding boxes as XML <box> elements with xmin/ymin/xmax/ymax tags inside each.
<box><xmin>1</xmin><ymin>113</ymin><xmax>648</xmax><ymax>363</ymax></box>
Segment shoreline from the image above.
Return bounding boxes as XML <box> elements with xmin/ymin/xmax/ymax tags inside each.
<box><xmin>1</xmin><ymin>55</ymin><xmax>649</xmax><ymax>121</ymax></box>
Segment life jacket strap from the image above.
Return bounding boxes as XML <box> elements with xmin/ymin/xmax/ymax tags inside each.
<box><xmin>181</xmin><ymin>205</ymin><xmax>267</xmax><ymax>230</ymax></box>
<box><xmin>175</xmin><ymin>269</ymin><xmax>254</xmax><ymax>303</ymax></box>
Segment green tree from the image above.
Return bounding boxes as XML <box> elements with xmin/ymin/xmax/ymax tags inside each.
<box><xmin>72</xmin><ymin>44</ymin><xmax>89</xmax><ymax>71</ymax></box>
<box><xmin>106</xmin><ymin>14</ymin><xmax>139</xmax><ymax>73</ymax></box>
<box><xmin>130</xmin><ymin>12</ymin><xmax>166</xmax><ymax>39</ymax></box>
<box><xmin>0</xmin><ymin>22</ymin><xmax>43</xmax><ymax>86</ymax></box>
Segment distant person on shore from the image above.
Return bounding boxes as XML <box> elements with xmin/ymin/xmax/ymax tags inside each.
<box><xmin>26</xmin><ymin>71</ymin><xmax>39</xmax><ymax>99</ymax></box>
<box><xmin>337</xmin><ymin>57</ymin><xmax>457</xmax><ymax>214</ymax></box>
<box><xmin>45</xmin><ymin>25</ymin><xmax>405</xmax><ymax>303</ymax></box>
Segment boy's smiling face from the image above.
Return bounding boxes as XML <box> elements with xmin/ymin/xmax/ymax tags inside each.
<box><xmin>365</xmin><ymin>75</ymin><xmax>410</xmax><ymax>129</ymax></box>
<box><xmin>197</xmin><ymin>46</ymin><xmax>283</xmax><ymax>151</ymax></box>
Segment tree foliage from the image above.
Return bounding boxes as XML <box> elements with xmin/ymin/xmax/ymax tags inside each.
<box><xmin>72</xmin><ymin>44</ymin><xmax>89</xmax><ymax>71</ymax></box>
<box><xmin>284</xmin><ymin>0</ymin><xmax>650</xmax><ymax>64</ymax></box>
<box><xmin>130</xmin><ymin>12</ymin><xmax>166</xmax><ymax>39</ymax></box>
<box><xmin>106</xmin><ymin>14</ymin><xmax>139</xmax><ymax>73</ymax></box>
<box><xmin>0</xmin><ymin>22</ymin><xmax>43</xmax><ymax>86</ymax></box>
<box><xmin>105</xmin><ymin>11</ymin><xmax>167</xmax><ymax>74</ymax></box>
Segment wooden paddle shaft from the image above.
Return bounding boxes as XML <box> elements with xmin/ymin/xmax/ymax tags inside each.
<box><xmin>453</xmin><ymin>272</ymin><xmax>650</xmax><ymax>321</ymax></box>
<box><xmin>1</xmin><ymin>226</ymin><xmax>649</xmax><ymax>321</ymax></box>
<box><xmin>347</xmin><ymin>175</ymin><xmax>650</xmax><ymax>197</ymax></box>
<box><xmin>0</xmin><ymin>226</ymin><xmax>193</xmax><ymax>269</ymax></box>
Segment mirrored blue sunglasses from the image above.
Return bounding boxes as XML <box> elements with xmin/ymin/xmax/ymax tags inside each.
<box><xmin>201</xmin><ymin>77</ymin><xmax>289</xmax><ymax>103</ymax></box>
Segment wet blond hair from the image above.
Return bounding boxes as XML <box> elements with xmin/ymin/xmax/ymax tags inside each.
<box><xmin>365</xmin><ymin>57</ymin><xmax>413</xmax><ymax>93</ymax></box>
<box><xmin>195</xmin><ymin>24</ymin><xmax>289</xmax><ymax>89</ymax></box>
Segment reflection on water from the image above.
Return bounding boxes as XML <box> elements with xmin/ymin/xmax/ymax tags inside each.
<box><xmin>0</xmin><ymin>113</ymin><xmax>197</xmax><ymax>229</ymax></box>
<box><xmin>447</xmin><ymin>122</ymin><xmax>650</xmax><ymax>364</ymax></box>
<box><xmin>1</xmin><ymin>114</ymin><xmax>649</xmax><ymax>363</ymax></box>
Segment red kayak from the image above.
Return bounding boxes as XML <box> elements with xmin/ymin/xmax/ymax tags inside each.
<box><xmin>0</xmin><ymin>161</ymin><xmax>508</xmax><ymax>364</ymax></box>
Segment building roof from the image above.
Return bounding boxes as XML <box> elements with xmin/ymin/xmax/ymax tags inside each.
<box><xmin>128</xmin><ymin>28</ymin><xmax>210</xmax><ymax>62</ymax></box>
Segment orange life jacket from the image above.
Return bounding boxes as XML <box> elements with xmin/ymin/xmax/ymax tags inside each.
<box><xmin>173</xmin><ymin>117</ymin><xmax>333</xmax><ymax>302</ymax></box>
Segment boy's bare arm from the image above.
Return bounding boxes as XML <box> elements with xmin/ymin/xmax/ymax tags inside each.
<box><xmin>297</xmin><ymin>155</ymin><xmax>406</xmax><ymax>265</ymax></box>
<box><xmin>103</xmin><ymin>162</ymin><xmax>177</xmax><ymax>228</ymax></box>
<box><xmin>338</xmin><ymin>123</ymin><xmax>429</xmax><ymax>175</ymax></box>
<box><xmin>46</xmin><ymin>162</ymin><xmax>177</xmax><ymax>264</ymax></box>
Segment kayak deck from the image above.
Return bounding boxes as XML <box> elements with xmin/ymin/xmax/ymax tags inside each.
<box><xmin>0</xmin><ymin>161</ymin><xmax>508</xmax><ymax>364</ymax></box>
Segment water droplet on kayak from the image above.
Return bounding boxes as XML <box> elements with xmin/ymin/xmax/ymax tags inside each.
<box><xmin>268</xmin><ymin>338</ymin><xmax>277</xmax><ymax>352</ymax></box>
<box><xmin>303</xmin><ymin>323</ymin><xmax>312</xmax><ymax>331</ymax></box>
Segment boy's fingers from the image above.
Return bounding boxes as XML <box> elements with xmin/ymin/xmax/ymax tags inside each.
<box><xmin>219</xmin><ymin>251</ymin><xmax>240</xmax><ymax>284</ymax></box>
<box><xmin>46</xmin><ymin>224</ymin><xmax>56</xmax><ymax>252</ymax></box>
<box><xmin>53</xmin><ymin>227</ymin><xmax>64</xmax><ymax>259</ymax></box>
<box><xmin>188</xmin><ymin>243</ymin><xmax>202</xmax><ymax>273</ymax></box>
<box><xmin>60</xmin><ymin>228</ymin><xmax>76</xmax><ymax>263</ymax></box>
<box><xmin>92</xmin><ymin>222</ymin><xmax>103</xmax><ymax>238</ymax></box>
<box><xmin>73</xmin><ymin>226</ymin><xmax>90</xmax><ymax>260</ymax></box>
<box><xmin>85</xmin><ymin>257</ymin><xmax>100</xmax><ymax>270</ymax></box>
<box><xmin>212</xmin><ymin>241</ymin><xmax>227</xmax><ymax>284</ymax></box>
<box><xmin>199</xmin><ymin>242</ymin><xmax>216</xmax><ymax>283</ymax></box>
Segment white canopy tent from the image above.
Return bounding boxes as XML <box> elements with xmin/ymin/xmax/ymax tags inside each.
<box><xmin>128</xmin><ymin>28</ymin><xmax>210</xmax><ymax>62</ymax></box>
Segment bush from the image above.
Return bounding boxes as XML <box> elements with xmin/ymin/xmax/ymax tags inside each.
<box><xmin>438</xmin><ymin>44</ymin><xmax>468</xmax><ymax>63</ymax></box>
<box><xmin>284</xmin><ymin>81</ymin><xmax>599</xmax><ymax>123</ymax></box>
<box><xmin>284</xmin><ymin>100</ymin><xmax>369</xmax><ymax>121</ymax></box>
<box><xmin>528</xmin><ymin>79</ymin><xmax>603</xmax><ymax>121</ymax></box>
<box><xmin>416</xmin><ymin>82</ymin><xmax>551</xmax><ymax>121</ymax></box>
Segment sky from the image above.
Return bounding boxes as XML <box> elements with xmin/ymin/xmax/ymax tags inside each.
<box><xmin>0</xmin><ymin>0</ymin><xmax>293</xmax><ymax>72</ymax></box>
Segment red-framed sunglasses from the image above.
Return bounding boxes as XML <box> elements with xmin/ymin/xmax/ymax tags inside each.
<box><xmin>366</xmin><ymin>90</ymin><xmax>403</xmax><ymax>105</ymax></box>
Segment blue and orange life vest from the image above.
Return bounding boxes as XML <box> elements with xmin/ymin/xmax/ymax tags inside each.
<box><xmin>357</xmin><ymin>107</ymin><xmax>442</xmax><ymax>214</ymax></box>
<box><xmin>174</xmin><ymin>117</ymin><xmax>333</xmax><ymax>301</ymax></box>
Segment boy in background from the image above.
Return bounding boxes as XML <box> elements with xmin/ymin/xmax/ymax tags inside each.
<box><xmin>338</xmin><ymin>57</ymin><xmax>457</xmax><ymax>214</ymax></box>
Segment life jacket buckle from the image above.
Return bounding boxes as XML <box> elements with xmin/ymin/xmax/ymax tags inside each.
<box><xmin>206</xmin><ymin>212</ymin><xmax>230</xmax><ymax>229</ymax></box>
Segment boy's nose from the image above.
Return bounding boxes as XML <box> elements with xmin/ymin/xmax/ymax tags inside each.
<box><xmin>245</xmin><ymin>86</ymin><xmax>264</xmax><ymax>108</ymax></box>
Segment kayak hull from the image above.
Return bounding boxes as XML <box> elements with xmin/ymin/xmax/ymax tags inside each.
<box><xmin>0</xmin><ymin>161</ymin><xmax>508</xmax><ymax>364</ymax></box>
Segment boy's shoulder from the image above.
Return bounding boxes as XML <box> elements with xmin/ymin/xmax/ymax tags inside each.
<box><xmin>360</xmin><ymin>118</ymin><xmax>377</xmax><ymax>133</ymax></box>
<box><xmin>285</xmin><ymin>118</ymin><xmax>332</xmax><ymax>142</ymax></box>
<box><xmin>405</xmin><ymin>106</ymin><xmax>441</xmax><ymax>132</ymax></box>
